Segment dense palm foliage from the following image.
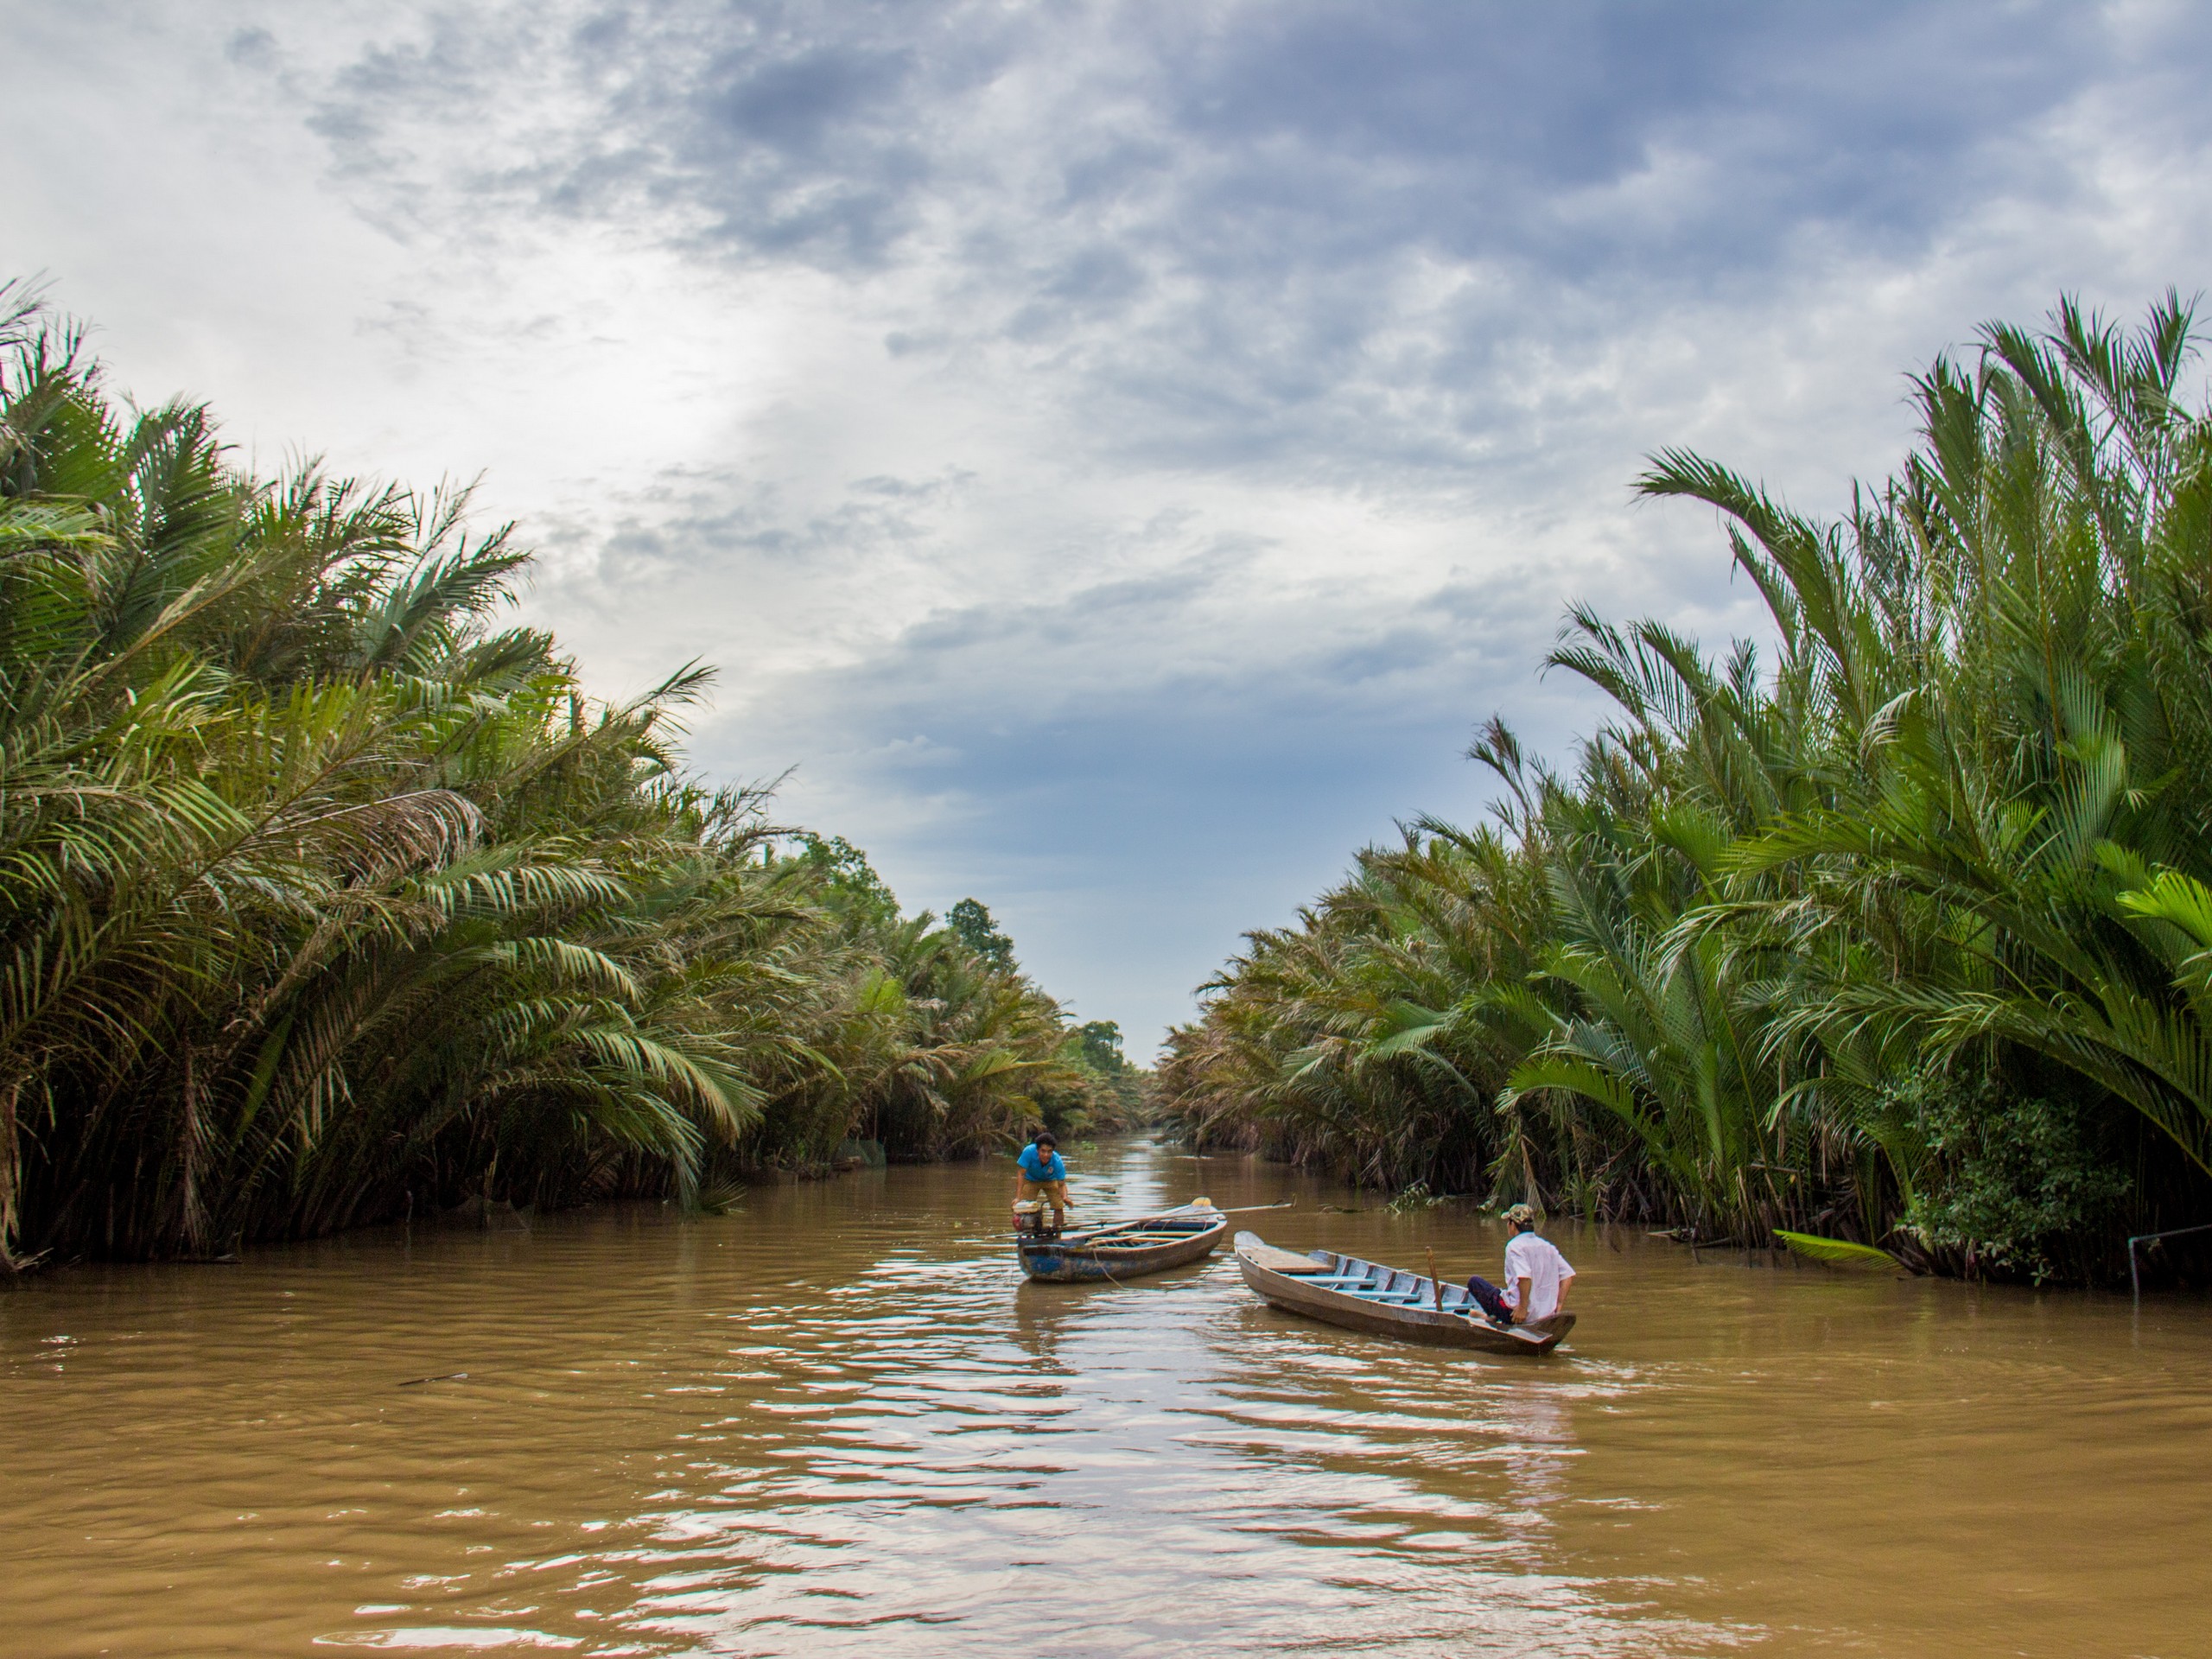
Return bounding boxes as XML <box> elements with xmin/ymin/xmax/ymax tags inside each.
<box><xmin>0</xmin><ymin>289</ymin><xmax>1125</xmax><ymax>1267</ymax></box>
<box><xmin>1160</xmin><ymin>295</ymin><xmax>2212</xmax><ymax>1282</ymax></box>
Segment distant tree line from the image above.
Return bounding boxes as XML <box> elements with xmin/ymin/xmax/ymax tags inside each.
<box><xmin>1157</xmin><ymin>295</ymin><xmax>2212</xmax><ymax>1286</ymax></box>
<box><xmin>0</xmin><ymin>286</ymin><xmax>1134</xmax><ymax>1267</ymax></box>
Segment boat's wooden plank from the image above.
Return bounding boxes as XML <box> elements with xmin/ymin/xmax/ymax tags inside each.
<box><xmin>1239</xmin><ymin>1241</ymin><xmax>1330</xmax><ymax>1273</ymax></box>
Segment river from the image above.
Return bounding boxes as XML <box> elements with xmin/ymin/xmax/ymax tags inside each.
<box><xmin>3</xmin><ymin>1137</ymin><xmax>2206</xmax><ymax>1656</ymax></box>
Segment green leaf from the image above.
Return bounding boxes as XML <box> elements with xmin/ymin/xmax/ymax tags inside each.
<box><xmin>1773</xmin><ymin>1230</ymin><xmax>1900</xmax><ymax>1270</ymax></box>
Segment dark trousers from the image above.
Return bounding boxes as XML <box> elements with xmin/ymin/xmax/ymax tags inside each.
<box><xmin>1464</xmin><ymin>1274</ymin><xmax>1514</xmax><ymax>1323</ymax></box>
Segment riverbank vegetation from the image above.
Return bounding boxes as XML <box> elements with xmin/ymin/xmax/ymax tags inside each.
<box><xmin>0</xmin><ymin>288</ymin><xmax>1129</xmax><ymax>1268</ymax></box>
<box><xmin>1158</xmin><ymin>295</ymin><xmax>2212</xmax><ymax>1285</ymax></box>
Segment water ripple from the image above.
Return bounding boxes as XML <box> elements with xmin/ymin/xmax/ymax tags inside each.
<box><xmin>4</xmin><ymin>1143</ymin><xmax>2209</xmax><ymax>1656</ymax></box>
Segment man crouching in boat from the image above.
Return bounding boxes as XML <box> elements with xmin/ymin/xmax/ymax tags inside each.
<box><xmin>1013</xmin><ymin>1131</ymin><xmax>1073</xmax><ymax>1230</ymax></box>
<box><xmin>1464</xmin><ymin>1204</ymin><xmax>1574</xmax><ymax>1328</ymax></box>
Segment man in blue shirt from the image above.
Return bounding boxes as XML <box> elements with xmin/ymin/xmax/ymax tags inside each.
<box><xmin>1014</xmin><ymin>1131</ymin><xmax>1073</xmax><ymax>1230</ymax></box>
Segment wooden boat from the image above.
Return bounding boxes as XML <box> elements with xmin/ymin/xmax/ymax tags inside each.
<box><xmin>1016</xmin><ymin>1200</ymin><xmax>1230</xmax><ymax>1282</ymax></box>
<box><xmin>1233</xmin><ymin>1230</ymin><xmax>1575</xmax><ymax>1354</ymax></box>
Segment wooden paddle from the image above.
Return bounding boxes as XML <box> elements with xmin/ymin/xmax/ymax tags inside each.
<box><xmin>1425</xmin><ymin>1247</ymin><xmax>1441</xmax><ymax>1312</ymax></box>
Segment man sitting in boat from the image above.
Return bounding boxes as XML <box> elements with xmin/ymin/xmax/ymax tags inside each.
<box><xmin>1464</xmin><ymin>1204</ymin><xmax>1574</xmax><ymax>1327</ymax></box>
<box><xmin>1013</xmin><ymin>1131</ymin><xmax>1073</xmax><ymax>1230</ymax></box>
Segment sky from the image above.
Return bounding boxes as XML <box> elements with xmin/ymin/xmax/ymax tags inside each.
<box><xmin>10</xmin><ymin>1</ymin><xmax>2212</xmax><ymax>1053</ymax></box>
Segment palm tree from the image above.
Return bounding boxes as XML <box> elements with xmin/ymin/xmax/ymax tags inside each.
<box><xmin>0</xmin><ymin>287</ymin><xmax>1108</xmax><ymax>1264</ymax></box>
<box><xmin>1159</xmin><ymin>292</ymin><xmax>2212</xmax><ymax>1277</ymax></box>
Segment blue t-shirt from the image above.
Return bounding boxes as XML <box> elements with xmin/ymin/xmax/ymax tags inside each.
<box><xmin>1018</xmin><ymin>1144</ymin><xmax>1066</xmax><ymax>1182</ymax></box>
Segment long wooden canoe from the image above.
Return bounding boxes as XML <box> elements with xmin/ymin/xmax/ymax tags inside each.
<box><xmin>1016</xmin><ymin>1202</ymin><xmax>1230</xmax><ymax>1283</ymax></box>
<box><xmin>1233</xmin><ymin>1230</ymin><xmax>1574</xmax><ymax>1354</ymax></box>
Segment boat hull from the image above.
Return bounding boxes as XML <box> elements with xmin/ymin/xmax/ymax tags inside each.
<box><xmin>1017</xmin><ymin>1210</ymin><xmax>1230</xmax><ymax>1282</ymax></box>
<box><xmin>1233</xmin><ymin>1230</ymin><xmax>1574</xmax><ymax>1354</ymax></box>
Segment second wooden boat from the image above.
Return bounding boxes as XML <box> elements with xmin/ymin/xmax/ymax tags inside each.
<box><xmin>1233</xmin><ymin>1230</ymin><xmax>1574</xmax><ymax>1354</ymax></box>
<box><xmin>1016</xmin><ymin>1200</ymin><xmax>1230</xmax><ymax>1282</ymax></box>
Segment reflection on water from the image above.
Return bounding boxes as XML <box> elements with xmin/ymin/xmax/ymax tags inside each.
<box><xmin>3</xmin><ymin>1140</ymin><xmax>2207</xmax><ymax>1656</ymax></box>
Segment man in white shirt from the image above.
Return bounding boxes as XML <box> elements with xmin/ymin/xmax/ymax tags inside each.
<box><xmin>1464</xmin><ymin>1203</ymin><xmax>1575</xmax><ymax>1326</ymax></box>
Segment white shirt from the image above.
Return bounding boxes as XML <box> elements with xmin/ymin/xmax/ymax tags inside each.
<box><xmin>1503</xmin><ymin>1232</ymin><xmax>1574</xmax><ymax>1318</ymax></box>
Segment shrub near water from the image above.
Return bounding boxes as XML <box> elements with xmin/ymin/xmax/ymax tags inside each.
<box><xmin>1901</xmin><ymin>1077</ymin><xmax>2130</xmax><ymax>1285</ymax></box>
<box><xmin>1159</xmin><ymin>293</ymin><xmax>2212</xmax><ymax>1284</ymax></box>
<box><xmin>0</xmin><ymin>288</ymin><xmax>1122</xmax><ymax>1266</ymax></box>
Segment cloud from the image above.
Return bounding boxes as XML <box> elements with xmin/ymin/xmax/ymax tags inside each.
<box><xmin>14</xmin><ymin>0</ymin><xmax>2212</xmax><ymax>1046</ymax></box>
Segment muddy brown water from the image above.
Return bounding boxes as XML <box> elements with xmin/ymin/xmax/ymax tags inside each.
<box><xmin>3</xmin><ymin>1139</ymin><xmax>2207</xmax><ymax>1657</ymax></box>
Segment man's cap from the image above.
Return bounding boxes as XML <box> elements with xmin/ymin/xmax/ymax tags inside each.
<box><xmin>1503</xmin><ymin>1202</ymin><xmax>1536</xmax><ymax>1227</ymax></box>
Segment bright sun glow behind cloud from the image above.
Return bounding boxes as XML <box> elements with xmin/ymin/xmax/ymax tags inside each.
<box><xmin>10</xmin><ymin>0</ymin><xmax>2212</xmax><ymax>1050</ymax></box>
